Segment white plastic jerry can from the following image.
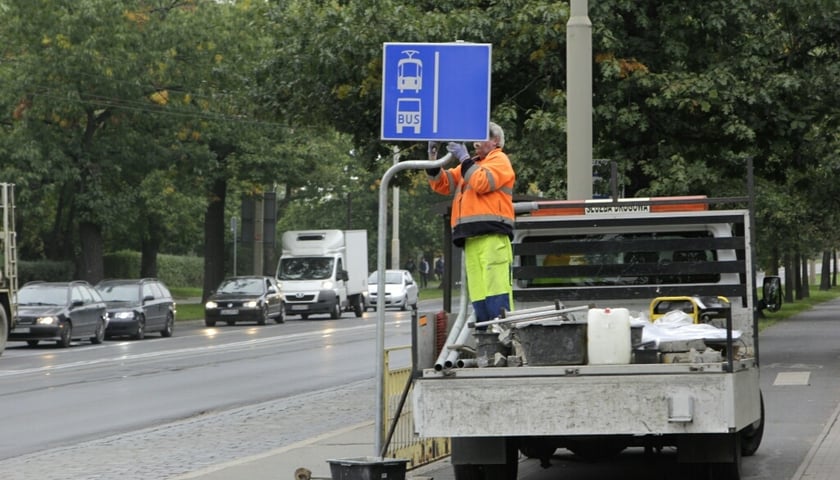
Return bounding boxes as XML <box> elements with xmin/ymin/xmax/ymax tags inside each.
<box><xmin>587</xmin><ymin>307</ymin><xmax>632</xmax><ymax>364</ymax></box>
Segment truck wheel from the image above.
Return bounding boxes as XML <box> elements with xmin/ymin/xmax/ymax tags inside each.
<box><xmin>330</xmin><ymin>302</ymin><xmax>341</xmax><ymax>319</ymax></box>
<box><xmin>740</xmin><ymin>391</ymin><xmax>764</xmax><ymax>456</ymax></box>
<box><xmin>453</xmin><ymin>440</ymin><xmax>518</xmax><ymax>480</ymax></box>
<box><xmin>352</xmin><ymin>295</ymin><xmax>363</xmax><ymax>317</ymax></box>
<box><xmin>0</xmin><ymin>308</ymin><xmax>7</xmax><ymax>355</ymax></box>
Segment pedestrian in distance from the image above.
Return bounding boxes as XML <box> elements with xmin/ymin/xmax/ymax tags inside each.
<box><xmin>419</xmin><ymin>257</ymin><xmax>430</xmax><ymax>288</ymax></box>
<box><xmin>426</xmin><ymin>122</ymin><xmax>515</xmax><ymax>325</ymax></box>
<box><xmin>434</xmin><ymin>256</ymin><xmax>444</xmax><ymax>282</ymax></box>
<box><xmin>404</xmin><ymin>257</ymin><xmax>416</xmax><ymax>275</ymax></box>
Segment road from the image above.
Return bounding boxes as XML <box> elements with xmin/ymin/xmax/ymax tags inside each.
<box><xmin>0</xmin><ymin>307</ymin><xmax>413</xmax><ymax>479</ymax></box>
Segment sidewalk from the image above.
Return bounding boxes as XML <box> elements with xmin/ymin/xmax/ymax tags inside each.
<box><xmin>171</xmin><ymin>421</ymin><xmax>444</xmax><ymax>480</ymax></box>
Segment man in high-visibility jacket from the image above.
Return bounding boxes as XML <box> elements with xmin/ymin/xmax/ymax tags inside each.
<box><xmin>427</xmin><ymin>122</ymin><xmax>516</xmax><ymax>324</ymax></box>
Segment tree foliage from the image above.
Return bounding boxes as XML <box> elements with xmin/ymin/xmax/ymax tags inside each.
<box><xmin>0</xmin><ymin>0</ymin><xmax>838</xmax><ymax>289</ymax></box>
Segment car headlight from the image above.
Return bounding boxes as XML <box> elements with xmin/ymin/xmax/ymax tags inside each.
<box><xmin>114</xmin><ymin>311</ymin><xmax>135</xmax><ymax>320</ymax></box>
<box><xmin>205</xmin><ymin>301</ymin><xmax>218</xmax><ymax>309</ymax></box>
<box><xmin>36</xmin><ymin>316</ymin><xmax>58</xmax><ymax>325</ymax></box>
<box><xmin>243</xmin><ymin>300</ymin><xmax>258</xmax><ymax>308</ymax></box>
<box><xmin>321</xmin><ymin>280</ymin><xmax>334</xmax><ymax>290</ymax></box>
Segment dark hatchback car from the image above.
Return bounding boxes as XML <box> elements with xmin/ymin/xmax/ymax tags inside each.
<box><xmin>204</xmin><ymin>276</ymin><xmax>284</xmax><ymax>327</ymax></box>
<box><xmin>95</xmin><ymin>278</ymin><xmax>176</xmax><ymax>340</ymax></box>
<box><xmin>10</xmin><ymin>280</ymin><xmax>108</xmax><ymax>348</ymax></box>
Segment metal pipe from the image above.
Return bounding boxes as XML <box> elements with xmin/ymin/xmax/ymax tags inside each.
<box><xmin>472</xmin><ymin>305</ymin><xmax>589</xmax><ymax>328</ymax></box>
<box><xmin>375</xmin><ymin>153</ymin><xmax>453</xmax><ymax>456</ymax></box>
<box><xmin>457</xmin><ymin>358</ymin><xmax>478</xmax><ymax>368</ymax></box>
<box><xmin>444</xmin><ymin>314</ymin><xmax>475</xmax><ymax>369</ymax></box>
<box><xmin>499</xmin><ymin>301</ymin><xmax>563</xmax><ymax>318</ymax></box>
<box><xmin>433</xmin><ymin>254</ymin><xmax>470</xmax><ymax>370</ymax></box>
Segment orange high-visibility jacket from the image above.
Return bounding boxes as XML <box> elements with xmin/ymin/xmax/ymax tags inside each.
<box><xmin>428</xmin><ymin>147</ymin><xmax>515</xmax><ymax>247</ymax></box>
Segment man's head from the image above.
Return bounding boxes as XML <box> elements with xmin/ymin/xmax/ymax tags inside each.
<box><xmin>473</xmin><ymin>122</ymin><xmax>505</xmax><ymax>159</ymax></box>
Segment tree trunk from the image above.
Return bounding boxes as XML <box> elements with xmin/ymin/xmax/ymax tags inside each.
<box><xmin>140</xmin><ymin>235</ymin><xmax>160</xmax><ymax>278</ymax></box>
<box><xmin>783</xmin><ymin>252</ymin><xmax>794</xmax><ymax>304</ymax></box>
<box><xmin>77</xmin><ymin>220</ymin><xmax>104</xmax><ymax>284</ymax></box>
<box><xmin>801</xmin><ymin>254</ymin><xmax>810</xmax><ymax>298</ymax></box>
<box><xmin>821</xmin><ymin>251</ymin><xmax>832</xmax><ymax>290</ymax></box>
<box><xmin>202</xmin><ymin>178</ymin><xmax>227</xmax><ymax>302</ymax></box>
<box><xmin>794</xmin><ymin>252</ymin><xmax>803</xmax><ymax>300</ymax></box>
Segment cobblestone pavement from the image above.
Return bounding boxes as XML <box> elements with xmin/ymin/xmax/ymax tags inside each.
<box><xmin>0</xmin><ymin>379</ymin><xmax>375</xmax><ymax>480</ymax></box>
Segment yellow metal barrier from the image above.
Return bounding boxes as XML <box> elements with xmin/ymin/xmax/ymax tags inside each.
<box><xmin>383</xmin><ymin>345</ymin><xmax>450</xmax><ymax>469</ymax></box>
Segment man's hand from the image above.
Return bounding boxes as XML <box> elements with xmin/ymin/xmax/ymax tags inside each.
<box><xmin>447</xmin><ymin>142</ymin><xmax>470</xmax><ymax>162</ymax></box>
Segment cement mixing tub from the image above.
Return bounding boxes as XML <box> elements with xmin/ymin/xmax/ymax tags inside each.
<box><xmin>327</xmin><ymin>456</ymin><xmax>408</xmax><ymax>480</ymax></box>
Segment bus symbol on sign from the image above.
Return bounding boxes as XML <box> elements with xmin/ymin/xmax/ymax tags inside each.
<box><xmin>396</xmin><ymin>99</ymin><xmax>421</xmax><ymax>134</ymax></box>
<box><xmin>397</xmin><ymin>50</ymin><xmax>422</xmax><ymax>92</ymax></box>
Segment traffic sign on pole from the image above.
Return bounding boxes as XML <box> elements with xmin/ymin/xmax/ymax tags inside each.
<box><xmin>381</xmin><ymin>42</ymin><xmax>491</xmax><ymax>142</ymax></box>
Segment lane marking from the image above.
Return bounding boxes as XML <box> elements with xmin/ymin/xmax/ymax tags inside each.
<box><xmin>773</xmin><ymin>371</ymin><xmax>811</xmax><ymax>386</ymax></box>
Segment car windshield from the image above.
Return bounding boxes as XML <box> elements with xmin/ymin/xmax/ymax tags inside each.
<box><xmin>97</xmin><ymin>284</ymin><xmax>139</xmax><ymax>302</ymax></box>
<box><xmin>278</xmin><ymin>257</ymin><xmax>334</xmax><ymax>280</ymax></box>
<box><xmin>217</xmin><ymin>278</ymin><xmax>264</xmax><ymax>294</ymax></box>
<box><xmin>18</xmin><ymin>285</ymin><xmax>68</xmax><ymax>306</ymax></box>
<box><xmin>368</xmin><ymin>271</ymin><xmax>403</xmax><ymax>285</ymax></box>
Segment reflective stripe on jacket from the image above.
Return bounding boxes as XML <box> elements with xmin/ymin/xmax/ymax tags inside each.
<box><xmin>428</xmin><ymin>148</ymin><xmax>515</xmax><ymax>245</ymax></box>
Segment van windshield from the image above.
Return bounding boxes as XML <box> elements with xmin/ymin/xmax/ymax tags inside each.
<box><xmin>278</xmin><ymin>257</ymin><xmax>334</xmax><ymax>280</ymax></box>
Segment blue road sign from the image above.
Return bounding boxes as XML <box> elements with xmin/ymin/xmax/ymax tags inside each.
<box><xmin>381</xmin><ymin>42</ymin><xmax>491</xmax><ymax>142</ymax></box>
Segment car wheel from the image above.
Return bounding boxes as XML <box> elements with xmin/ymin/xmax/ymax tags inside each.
<box><xmin>56</xmin><ymin>321</ymin><xmax>72</xmax><ymax>348</ymax></box>
<box><xmin>274</xmin><ymin>306</ymin><xmax>285</xmax><ymax>324</ymax></box>
<box><xmin>205</xmin><ymin>318</ymin><xmax>216</xmax><ymax>327</ymax></box>
<box><xmin>258</xmin><ymin>304</ymin><xmax>268</xmax><ymax>326</ymax></box>
<box><xmin>301</xmin><ymin>313</ymin><xmax>309</xmax><ymax>320</ymax></box>
<box><xmin>133</xmin><ymin>316</ymin><xmax>146</xmax><ymax>340</ymax></box>
<box><xmin>400</xmin><ymin>301</ymin><xmax>407</xmax><ymax>311</ymax></box>
<box><xmin>91</xmin><ymin>318</ymin><xmax>105</xmax><ymax>344</ymax></box>
<box><xmin>226</xmin><ymin>320</ymin><xmax>236</xmax><ymax>326</ymax></box>
<box><xmin>330</xmin><ymin>302</ymin><xmax>341</xmax><ymax>319</ymax></box>
<box><xmin>161</xmin><ymin>312</ymin><xmax>174</xmax><ymax>337</ymax></box>
<box><xmin>26</xmin><ymin>340</ymin><xmax>39</xmax><ymax>347</ymax></box>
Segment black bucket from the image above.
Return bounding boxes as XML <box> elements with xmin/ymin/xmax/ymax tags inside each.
<box><xmin>327</xmin><ymin>457</ymin><xmax>408</xmax><ymax>480</ymax></box>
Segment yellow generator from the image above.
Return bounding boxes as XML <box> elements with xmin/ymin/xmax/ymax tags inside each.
<box><xmin>649</xmin><ymin>295</ymin><xmax>730</xmax><ymax>324</ymax></box>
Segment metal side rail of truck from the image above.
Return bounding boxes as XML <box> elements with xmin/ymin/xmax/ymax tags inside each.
<box><xmin>411</xmin><ymin>196</ymin><xmax>782</xmax><ymax>480</ymax></box>
<box><xmin>0</xmin><ymin>182</ymin><xmax>18</xmax><ymax>355</ymax></box>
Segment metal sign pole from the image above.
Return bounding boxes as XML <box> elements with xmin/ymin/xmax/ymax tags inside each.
<box><xmin>374</xmin><ymin>153</ymin><xmax>452</xmax><ymax>456</ymax></box>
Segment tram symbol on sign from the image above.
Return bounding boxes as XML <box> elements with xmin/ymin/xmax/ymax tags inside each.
<box><xmin>397</xmin><ymin>50</ymin><xmax>422</xmax><ymax>93</ymax></box>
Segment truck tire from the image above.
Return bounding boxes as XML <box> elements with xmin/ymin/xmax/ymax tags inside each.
<box><xmin>453</xmin><ymin>438</ymin><xmax>518</xmax><ymax>480</ymax></box>
<box><xmin>330</xmin><ymin>301</ymin><xmax>341</xmax><ymax>319</ymax></box>
<box><xmin>352</xmin><ymin>295</ymin><xmax>363</xmax><ymax>317</ymax></box>
<box><xmin>740</xmin><ymin>390</ymin><xmax>764</xmax><ymax>456</ymax></box>
<box><xmin>0</xmin><ymin>307</ymin><xmax>7</xmax><ymax>355</ymax></box>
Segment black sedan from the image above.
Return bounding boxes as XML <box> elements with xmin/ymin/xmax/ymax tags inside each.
<box><xmin>204</xmin><ymin>276</ymin><xmax>285</xmax><ymax>327</ymax></box>
<box><xmin>96</xmin><ymin>278</ymin><xmax>176</xmax><ymax>340</ymax></box>
<box><xmin>10</xmin><ymin>280</ymin><xmax>108</xmax><ymax>348</ymax></box>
